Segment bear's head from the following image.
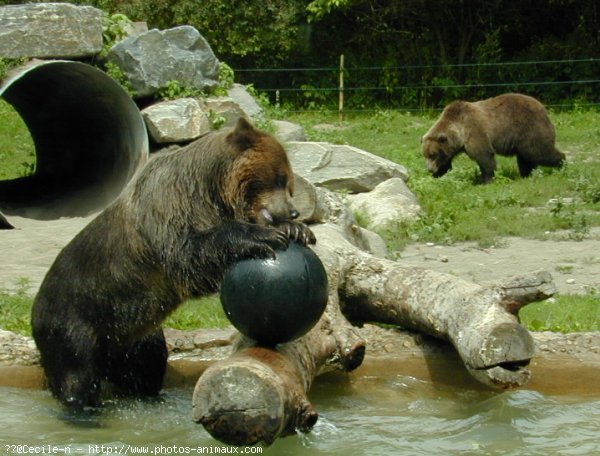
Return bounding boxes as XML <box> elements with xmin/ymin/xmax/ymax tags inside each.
<box><xmin>421</xmin><ymin>128</ymin><xmax>462</xmax><ymax>178</ymax></box>
<box><xmin>224</xmin><ymin>118</ymin><xmax>299</xmax><ymax>226</ymax></box>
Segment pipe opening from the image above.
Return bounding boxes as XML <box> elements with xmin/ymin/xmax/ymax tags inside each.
<box><xmin>0</xmin><ymin>60</ymin><xmax>148</xmax><ymax>220</ymax></box>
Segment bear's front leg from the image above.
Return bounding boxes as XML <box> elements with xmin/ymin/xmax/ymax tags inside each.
<box><xmin>179</xmin><ymin>221</ymin><xmax>292</xmax><ymax>295</ymax></box>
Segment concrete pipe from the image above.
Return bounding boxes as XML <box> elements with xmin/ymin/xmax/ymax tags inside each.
<box><xmin>0</xmin><ymin>60</ymin><xmax>148</xmax><ymax>220</ymax></box>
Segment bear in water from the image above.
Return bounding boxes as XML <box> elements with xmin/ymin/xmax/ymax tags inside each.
<box><xmin>32</xmin><ymin>118</ymin><xmax>315</xmax><ymax>408</ymax></box>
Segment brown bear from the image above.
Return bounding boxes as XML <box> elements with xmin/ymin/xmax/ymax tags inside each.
<box><xmin>31</xmin><ymin>117</ymin><xmax>315</xmax><ymax>409</ymax></box>
<box><xmin>422</xmin><ymin>93</ymin><xmax>565</xmax><ymax>183</ymax></box>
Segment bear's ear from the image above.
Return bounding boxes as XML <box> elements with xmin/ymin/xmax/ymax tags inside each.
<box><xmin>227</xmin><ymin>117</ymin><xmax>262</xmax><ymax>152</ymax></box>
<box><xmin>437</xmin><ymin>134</ymin><xmax>448</xmax><ymax>144</ymax></box>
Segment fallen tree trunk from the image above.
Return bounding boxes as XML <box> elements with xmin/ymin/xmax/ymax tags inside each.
<box><xmin>339</xmin><ymin>245</ymin><xmax>554</xmax><ymax>388</ymax></box>
<box><xmin>192</xmin><ymin>224</ymin><xmax>555</xmax><ymax>445</ymax></box>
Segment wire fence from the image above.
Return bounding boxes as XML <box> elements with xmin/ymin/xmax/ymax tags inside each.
<box><xmin>234</xmin><ymin>57</ymin><xmax>600</xmax><ymax>114</ymax></box>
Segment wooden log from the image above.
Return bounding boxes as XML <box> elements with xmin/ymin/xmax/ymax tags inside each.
<box><xmin>340</xmin><ymin>251</ymin><xmax>555</xmax><ymax>389</ymax></box>
<box><xmin>192</xmin><ymin>242</ymin><xmax>365</xmax><ymax>446</ymax></box>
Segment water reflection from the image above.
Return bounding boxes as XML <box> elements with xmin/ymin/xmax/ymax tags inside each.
<box><xmin>1</xmin><ymin>371</ymin><xmax>599</xmax><ymax>456</ymax></box>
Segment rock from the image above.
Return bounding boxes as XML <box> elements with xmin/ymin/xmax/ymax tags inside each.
<box><xmin>123</xmin><ymin>21</ymin><xmax>148</xmax><ymax>37</ymax></box>
<box><xmin>310</xmin><ymin>187</ymin><xmax>387</xmax><ymax>257</ymax></box>
<box><xmin>227</xmin><ymin>84</ymin><xmax>263</xmax><ymax>120</ymax></box>
<box><xmin>204</xmin><ymin>97</ymin><xmax>248</xmax><ymax>128</ymax></box>
<box><xmin>346</xmin><ymin>178</ymin><xmax>421</xmax><ymax>231</ymax></box>
<box><xmin>0</xmin><ymin>3</ymin><xmax>103</xmax><ymax>58</ymax></box>
<box><xmin>273</xmin><ymin>120</ymin><xmax>306</xmax><ymax>142</ymax></box>
<box><xmin>0</xmin><ymin>329</ymin><xmax>39</xmax><ymax>366</ymax></box>
<box><xmin>359</xmin><ymin>227</ymin><xmax>388</xmax><ymax>258</ymax></box>
<box><xmin>142</xmin><ymin>98</ymin><xmax>211</xmax><ymax>143</ymax></box>
<box><xmin>106</xmin><ymin>25</ymin><xmax>219</xmax><ymax>98</ymax></box>
<box><xmin>286</xmin><ymin>142</ymin><xmax>409</xmax><ymax>193</ymax></box>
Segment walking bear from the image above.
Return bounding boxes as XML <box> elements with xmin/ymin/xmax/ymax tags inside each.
<box><xmin>31</xmin><ymin>117</ymin><xmax>315</xmax><ymax>408</ymax></box>
<box><xmin>422</xmin><ymin>93</ymin><xmax>565</xmax><ymax>183</ymax></box>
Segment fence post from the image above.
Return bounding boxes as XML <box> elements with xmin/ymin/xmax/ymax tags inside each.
<box><xmin>339</xmin><ymin>54</ymin><xmax>344</xmax><ymax>122</ymax></box>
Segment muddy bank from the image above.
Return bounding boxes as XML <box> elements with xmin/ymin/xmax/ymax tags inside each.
<box><xmin>1</xmin><ymin>326</ymin><xmax>599</xmax><ymax>396</ymax></box>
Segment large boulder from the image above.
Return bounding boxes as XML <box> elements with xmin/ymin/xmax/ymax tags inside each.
<box><xmin>106</xmin><ymin>25</ymin><xmax>219</xmax><ymax>98</ymax></box>
<box><xmin>0</xmin><ymin>3</ymin><xmax>103</xmax><ymax>58</ymax></box>
<box><xmin>286</xmin><ymin>142</ymin><xmax>409</xmax><ymax>193</ymax></box>
<box><xmin>142</xmin><ymin>98</ymin><xmax>211</xmax><ymax>144</ymax></box>
<box><xmin>346</xmin><ymin>177</ymin><xmax>421</xmax><ymax>231</ymax></box>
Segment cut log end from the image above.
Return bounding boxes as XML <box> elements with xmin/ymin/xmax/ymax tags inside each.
<box><xmin>192</xmin><ymin>361</ymin><xmax>289</xmax><ymax>446</ymax></box>
<box><xmin>465</xmin><ymin>322</ymin><xmax>535</xmax><ymax>389</ymax></box>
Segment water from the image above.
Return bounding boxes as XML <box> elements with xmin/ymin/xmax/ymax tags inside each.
<box><xmin>1</xmin><ymin>372</ymin><xmax>599</xmax><ymax>456</ymax></box>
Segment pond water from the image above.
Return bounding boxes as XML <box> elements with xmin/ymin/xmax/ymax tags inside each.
<box><xmin>1</xmin><ymin>371</ymin><xmax>599</xmax><ymax>456</ymax></box>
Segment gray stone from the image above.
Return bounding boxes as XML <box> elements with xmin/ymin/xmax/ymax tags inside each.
<box><xmin>286</xmin><ymin>141</ymin><xmax>409</xmax><ymax>193</ymax></box>
<box><xmin>273</xmin><ymin>120</ymin><xmax>306</xmax><ymax>142</ymax></box>
<box><xmin>0</xmin><ymin>3</ymin><xmax>103</xmax><ymax>58</ymax></box>
<box><xmin>227</xmin><ymin>83</ymin><xmax>263</xmax><ymax>119</ymax></box>
<box><xmin>204</xmin><ymin>97</ymin><xmax>248</xmax><ymax>128</ymax></box>
<box><xmin>142</xmin><ymin>98</ymin><xmax>211</xmax><ymax>143</ymax></box>
<box><xmin>106</xmin><ymin>25</ymin><xmax>219</xmax><ymax>98</ymax></box>
<box><xmin>347</xmin><ymin>178</ymin><xmax>421</xmax><ymax>231</ymax></box>
<box><xmin>359</xmin><ymin>227</ymin><xmax>388</xmax><ymax>258</ymax></box>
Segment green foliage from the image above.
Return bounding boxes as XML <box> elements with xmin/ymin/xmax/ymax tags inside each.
<box><xmin>306</xmin><ymin>0</ymin><xmax>356</xmax><ymax>21</ymax></box>
<box><xmin>207</xmin><ymin>110</ymin><xmax>227</xmax><ymax>130</ymax></box>
<box><xmin>217</xmin><ymin>62</ymin><xmax>235</xmax><ymax>92</ymax></box>
<box><xmin>101</xmin><ymin>12</ymin><xmax>132</xmax><ymax>52</ymax></box>
<box><xmin>103</xmin><ymin>60</ymin><xmax>136</xmax><ymax>97</ymax></box>
<box><xmin>156</xmin><ymin>80</ymin><xmax>203</xmax><ymax>101</ymax></box>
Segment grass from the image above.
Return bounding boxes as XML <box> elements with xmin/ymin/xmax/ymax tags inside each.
<box><xmin>0</xmin><ymin>100</ymin><xmax>35</xmax><ymax>179</ymax></box>
<box><xmin>286</xmin><ymin>108</ymin><xmax>600</xmax><ymax>250</ymax></box>
<box><xmin>1</xmin><ymin>103</ymin><xmax>599</xmax><ymax>335</ymax></box>
<box><xmin>163</xmin><ymin>295</ymin><xmax>230</xmax><ymax>330</ymax></box>
<box><xmin>0</xmin><ymin>285</ymin><xmax>230</xmax><ymax>337</ymax></box>
<box><xmin>520</xmin><ymin>294</ymin><xmax>600</xmax><ymax>332</ymax></box>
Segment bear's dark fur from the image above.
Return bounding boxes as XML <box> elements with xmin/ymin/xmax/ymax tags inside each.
<box><xmin>31</xmin><ymin>118</ymin><xmax>315</xmax><ymax>408</ymax></box>
<box><xmin>422</xmin><ymin>93</ymin><xmax>565</xmax><ymax>183</ymax></box>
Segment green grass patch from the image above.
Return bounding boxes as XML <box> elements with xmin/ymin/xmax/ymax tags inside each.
<box><xmin>0</xmin><ymin>285</ymin><xmax>230</xmax><ymax>337</ymax></box>
<box><xmin>0</xmin><ymin>100</ymin><xmax>35</xmax><ymax>179</ymax></box>
<box><xmin>520</xmin><ymin>294</ymin><xmax>600</xmax><ymax>332</ymax></box>
<box><xmin>164</xmin><ymin>294</ymin><xmax>230</xmax><ymax>330</ymax></box>
<box><xmin>0</xmin><ymin>280</ymin><xmax>35</xmax><ymax>336</ymax></box>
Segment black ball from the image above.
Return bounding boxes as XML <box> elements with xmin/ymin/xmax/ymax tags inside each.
<box><xmin>220</xmin><ymin>242</ymin><xmax>328</xmax><ymax>345</ymax></box>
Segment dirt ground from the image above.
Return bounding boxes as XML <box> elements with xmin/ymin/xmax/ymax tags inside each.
<box><xmin>2</xmin><ymin>214</ymin><xmax>600</xmax><ymax>296</ymax></box>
